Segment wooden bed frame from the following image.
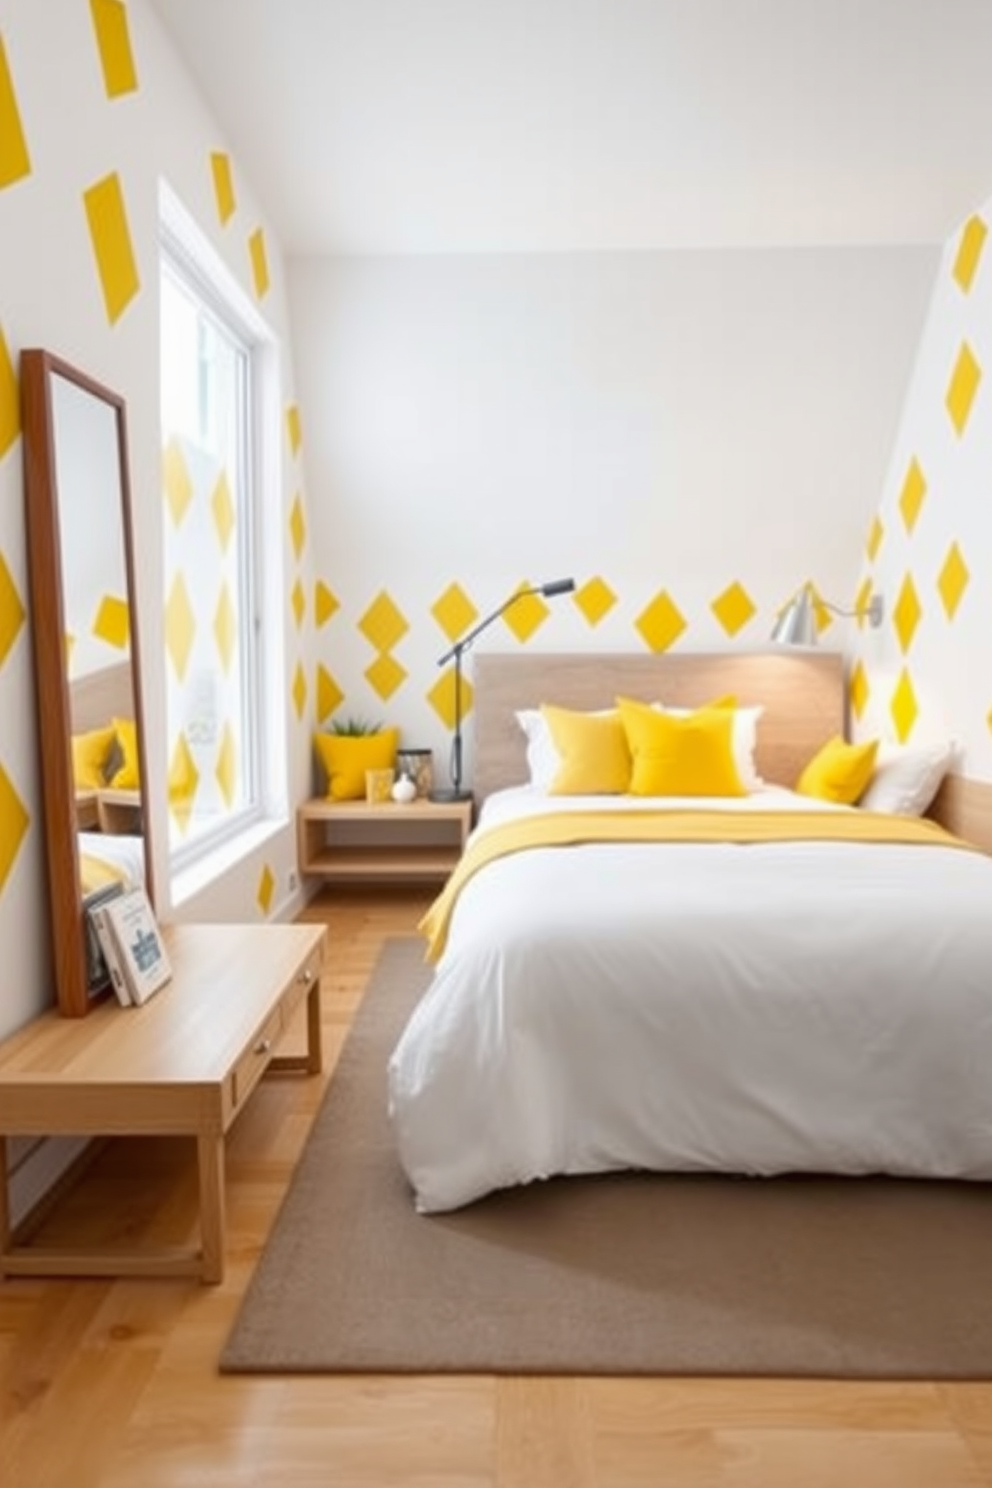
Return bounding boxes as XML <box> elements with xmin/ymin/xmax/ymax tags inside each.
<box><xmin>472</xmin><ymin>649</ymin><xmax>992</xmax><ymax>852</ymax></box>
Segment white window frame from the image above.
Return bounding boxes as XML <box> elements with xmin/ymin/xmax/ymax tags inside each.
<box><xmin>158</xmin><ymin>182</ymin><xmax>283</xmax><ymax>884</ymax></box>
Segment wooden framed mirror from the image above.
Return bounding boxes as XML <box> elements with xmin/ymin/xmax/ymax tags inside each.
<box><xmin>21</xmin><ymin>349</ymin><xmax>154</xmax><ymax>1018</ymax></box>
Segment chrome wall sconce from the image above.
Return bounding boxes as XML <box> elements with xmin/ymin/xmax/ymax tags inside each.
<box><xmin>771</xmin><ymin>583</ymin><xmax>884</xmax><ymax>646</ymax></box>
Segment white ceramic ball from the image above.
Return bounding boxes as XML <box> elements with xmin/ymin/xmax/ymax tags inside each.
<box><xmin>391</xmin><ymin>775</ymin><xmax>417</xmax><ymax>804</ymax></box>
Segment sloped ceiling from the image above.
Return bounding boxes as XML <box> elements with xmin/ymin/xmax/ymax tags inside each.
<box><xmin>149</xmin><ymin>0</ymin><xmax>992</xmax><ymax>255</ymax></box>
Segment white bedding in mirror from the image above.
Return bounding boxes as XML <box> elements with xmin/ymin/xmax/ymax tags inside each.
<box><xmin>388</xmin><ymin>786</ymin><xmax>992</xmax><ymax>1214</ymax></box>
<box><xmin>79</xmin><ymin>831</ymin><xmax>145</xmax><ymax>894</ymax></box>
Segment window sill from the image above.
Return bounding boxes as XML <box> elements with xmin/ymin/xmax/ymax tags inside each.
<box><xmin>171</xmin><ymin>816</ymin><xmax>288</xmax><ymax>910</ymax></box>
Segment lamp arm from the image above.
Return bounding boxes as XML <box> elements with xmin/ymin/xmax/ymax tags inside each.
<box><xmin>818</xmin><ymin>592</ymin><xmax>885</xmax><ymax>626</ymax></box>
<box><xmin>436</xmin><ymin>581</ymin><xmax>572</xmax><ymax>665</ymax></box>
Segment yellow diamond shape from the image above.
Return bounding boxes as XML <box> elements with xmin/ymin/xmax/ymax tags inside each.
<box><xmin>93</xmin><ymin>593</ymin><xmax>130</xmax><ymax>650</ymax></box>
<box><xmin>292</xmin><ymin>662</ymin><xmax>307</xmax><ymax>719</ymax></box>
<box><xmin>286</xmin><ymin>403</ymin><xmax>302</xmax><ymax>457</ymax></box>
<box><xmin>359</xmin><ymin>592</ymin><xmax>408</xmax><ymax>652</ymax></box>
<box><xmin>0</xmin><ymin>326</ymin><xmax>20</xmax><ymax>460</ymax></box>
<box><xmin>0</xmin><ymin>763</ymin><xmax>29</xmax><ymax>891</ymax></box>
<box><xmin>503</xmin><ymin>585</ymin><xmax>549</xmax><ymax>643</ymax></box>
<box><xmin>315</xmin><ymin>580</ymin><xmax>339</xmax><ymax>627</ymax></box>
<box><xmin>165</xmin><ymin>572</ymin><xmax>196</xmax><ymax>682</ymax></box>
<box><xmin>168</xmin><ymin>733</ymin><xmax>199</xmax><ymax>834</ymax></box>
<box><xmin>215</xmin><ymin>721</ymin><xmax>237</xmax><ymax>807</ymax></box>
<box><xmin>162</xmin><ymin>438</ymin><xmax>193</xmax><ymax>525</ymax></box>
<box><xmin>0</xmin><ymin>552</ymin><xmax>26</xmax><ymax>667</ymax></box>
<box><xmin>291</xmin><ymin>579</ymin><xmax>306</xmax><ymax>629</ymax></box>
<box><xmin>429</xmin><ymin>667</ymin><xmax>474</xmax><ymax>731</ymax></box>
<box><xmin>953</xmin><ymin>215</ymin><xmax>987</xmax><ymax>294</ymax></box>
<box><xmin>366</xmin><ymin>652</ymin><xmax>407</xmax><ymax>701</ymax></box>
<box><xmin>938</xmin><ymin>542</ymin><xmax>969</xmax><ymax>620</ymax></box>
<box><xmin>866</xmin><ymin>516</ymin><xmax>883</xmax><ymax>563</ymax></box>
<box><xmin>898</xmin><ymin>458</ymin><xmax>927</xmax><ymax>535</ymax></box>
<box><xmin>711</xmin><ymin>581</ymin><xmax>755</xmax><ymax>638</ymax></box>
<box><xmin>946</xmin><ymin>342</ymin><xmax>981</xmax><ymax>436</ymax></box>
<box><xmin>432</xmin><ymin>583</ymin><xmax>478</xmax><ymax>643</ymax></box>
<box><xmin>289</xmin><ymin>495</ymin><xmax>306</xmax><ymax>561</ymax></box>
<box><xmin>257</xmin><ymin>863</ymin><xmax>275</xmax><ymax>916</ymax></box>
<box><xmin>636</xmin><ymin>591</ymin><xmax>686</xmax><ymax>653</ymax></box>
<box><xmin>854</xmin><ymin>576</ymin><xmax>874</xmax><ymax>631</ymax></box>
<box><xmin>211</xmin><ymin>471</ymin><xmax>235</xmax><ymax>551</ymax></box>
<box><xmin>0</xmin><ymin>35</ymin><xmax>31</xmax><ymax>190</ymax></box>
<box><xmin>90</xmin><ymin>0</ymin><xmax>138</xmax><ymax>98</ymax></box>
<box><xmin>849</xmin><ymin>660</ymin><xmax>869</xmax><ymax>721</ymax></box>
<box><xmin>805</xmin><ymin>584</ymin><xmax>835</xmax><ymax>637</ymax></box>
<box><xmin>213</xmin><ymin>583</ymin><xmax>237</xmax><ymax>673</ymax></box>
<box><xmin>890</xmin><ymin>669</ymin><xmax>918</xmax><ymax>745</ymax></box>
<box><xmin>248</xmin><ymin>226</ymin><xmax>269</xmax><ymax>299</ymax></box>
<box><xmin>83</xmin><ymin>171</ymin><xmax>140</xmax><ymax>325</ymax></box>
<box><xmin>892</xmin><ymin>574</ymin><xmax>921</xmax><ymax>656</ymax></box>
<box><xmin>575</xmin><ymin>576</ymin><xmax>615</xmax><ymax>626</ymax></box>
<box><xmin>210</xmin><ymin>150</ymin><xmax>236</xmax><ymax>226</ymax></box>
<box><xmin>316</xmin><ymin>664</ymin><xmax>344</xmax><ymax>722</ymax></box>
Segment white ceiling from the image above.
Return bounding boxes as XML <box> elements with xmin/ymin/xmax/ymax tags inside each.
<box><xmin>148</xmin><ymin>0</ymin><xmax>992</xmax><ymax>256</ymax></box>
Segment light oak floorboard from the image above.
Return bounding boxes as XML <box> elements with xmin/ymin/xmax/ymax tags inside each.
<box><xmin>2</xmin><ymin>884</ymin><xmax>991</xmax><ymax>1487</ymax></box>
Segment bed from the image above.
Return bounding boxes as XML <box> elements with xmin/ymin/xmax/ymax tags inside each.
<box><xmin>387</xmin><ymin>650</ymin><xmax>992</xmax><ymax>1214</ymax></box>
<box><xmin>70</xmin><ymin>661</ymin><xmax>145</xmax><ymax>894</ymax></box>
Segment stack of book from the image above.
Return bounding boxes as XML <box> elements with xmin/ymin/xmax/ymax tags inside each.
<box><xmin>86</xmin><ymin>885</ymin><xmax>172</xmax><ymax>1007</ymax></box>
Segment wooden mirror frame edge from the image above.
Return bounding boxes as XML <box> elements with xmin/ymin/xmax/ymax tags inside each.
<box><xmin>21</xmin><ymin>348</ymin><xmax>155</xmax><ymax>1018</ymax></box>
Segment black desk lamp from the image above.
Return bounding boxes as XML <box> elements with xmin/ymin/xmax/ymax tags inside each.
<box><xmin>430</xmin><ymin>577</ymin><xmax>576</xmax><ymax>803</ymax></box>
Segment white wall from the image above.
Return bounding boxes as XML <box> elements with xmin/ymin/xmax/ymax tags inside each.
<box><xmin>852</xmin><ymin>203</ymin><xmax>992</xmax><ymax>776</ymax></box>
<box><xmin>289</xmin><ymin>246</ymin><xmax>935</xmax><ymax>783</ymax></box>
<box><xmin>0</xmin><ymin>0</ymin><xmax>316</xmax><ymax>1042</ymax></box>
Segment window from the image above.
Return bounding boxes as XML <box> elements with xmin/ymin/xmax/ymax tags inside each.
<box><xmin>159</xmin><ymin>192</ymin><xmax>276</xmax><ymax>874</ymax></box>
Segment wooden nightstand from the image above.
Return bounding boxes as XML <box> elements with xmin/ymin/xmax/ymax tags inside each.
<box><xmin>297</xmin><ymin>796</ymin><xmax>473</xmax><ymax>884</ymax></box>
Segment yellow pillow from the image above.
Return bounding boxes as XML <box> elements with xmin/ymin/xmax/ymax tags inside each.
<box><xmin>71</xmin><ymin>725</ymin><xmax>117</xmax><ymax>790</ymax></box>
<box><xmin>541</xmin><ymin>705</ymin><xmax>631</xmax><ymax>794</ymax></box>
<box><xmin>796</xmin><ymin>735</ymin><xmax>879</xmax><ymax>804</ymax></box>
<box><xmin>617</xmin><ymin>695</ymin><xmax>746</xmax><ymax>797</ymax></box>
<box><xmin>109</xmin><ymin>717</ymin><xmax>141</xmax><ymax>789</ymax></box>
<box><xmin>314</xmin><ymin>728</ymin><xmax>399</xmax><ymax>801</ymax></box>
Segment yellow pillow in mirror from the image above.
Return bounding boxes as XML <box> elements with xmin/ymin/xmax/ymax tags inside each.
<box><xmin>541</xmin><ymin>704</ymin><xmax>632</xmax><ymax>794</ymax></box>
<box><xmin>617</xmin><ymin>695</ymin><xmax>747</xmax><ymax>797</ymax></box>
<box><xmin>796</xmin><ymin>735</ymin><xmax>878</xmax><ymax>805</ymax></box>
<box><xmin>109</xmin><ymin>717</ymin><xmax>141</xmax><ymax>789</ymax></box>
<box><xmin>72</xmin><ymin>725</ymin><xmax>117</xmax><ymax>790</ymax></box>
<box><xmin>314</xmin><ymin>728</ymin><xmax>399</xmax><ymax>801</ymax></box>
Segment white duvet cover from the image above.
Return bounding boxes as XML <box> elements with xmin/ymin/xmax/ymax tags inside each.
<box><xmin>387</xmin><ymin>787</ymin><xmax>992</xmax><ymax>1213</ymax></box>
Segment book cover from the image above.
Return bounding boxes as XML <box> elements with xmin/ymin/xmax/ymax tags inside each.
<box><xmin>102</xmin><ymin>887</ymin><xmax>172</xmax><ymax>1006</ymax></box>
<box><xmin>87</xmin><ymin>899</ymin><xmax>133</xmax><ymax>1007</ymax></box>
<box><xmin>82</xmin><ymin>879</ymin><xmax>126</xmax><ymax>999</ymax></box>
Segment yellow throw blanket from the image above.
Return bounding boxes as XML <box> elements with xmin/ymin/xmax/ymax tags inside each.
<box><xmin>80</xmin><ymin>851</ymin><xmax>128</xmax><ymax>895</ymax></box>
<box><xmin>419</xmin><ymin>808</ymin><xmax>975</xmax><ymax>965</ymax></box>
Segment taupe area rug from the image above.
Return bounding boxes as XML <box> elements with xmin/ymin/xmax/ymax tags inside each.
<box><xmin>221</xmin><ymin>937</ymin><xmax>992</xmax><ymax>1378</ymax></box>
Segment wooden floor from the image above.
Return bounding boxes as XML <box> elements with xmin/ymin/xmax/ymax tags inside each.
<box><xmin>2</xmin><ymin>886</ymin><xmax>991</xmax><ymax>1487</ymax></box>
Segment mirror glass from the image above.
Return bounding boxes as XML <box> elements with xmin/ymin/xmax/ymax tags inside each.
<box><xmin>21</xmin><ymin>349</ymin><xmax>154</xmax><ymax>1017</ymax></box>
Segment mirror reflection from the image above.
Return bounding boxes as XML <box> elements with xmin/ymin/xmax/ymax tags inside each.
<box><xmin>52</xmin><ymin>373</ymin><xmax>146</xmax><ymax>898</ymax></box>
<box><xmin>21</xmin><ymin>349</ymin><xmax>152</xmax><ymax>1017</ymax></box>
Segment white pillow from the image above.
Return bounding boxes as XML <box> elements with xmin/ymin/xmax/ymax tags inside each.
<box><xmin>661</xmin><ymin>704</ymin><xmax>765</xmax><ymax>791</ymax></box>
<box><xmin>857</xmin><ymin>740</ymin><xmax>955</xmax><ymax>817</ymax></box>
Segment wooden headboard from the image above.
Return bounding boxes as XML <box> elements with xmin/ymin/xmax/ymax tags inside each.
<box><xmin>473</xmin><ymin>650</ymin><xmax>846</xmax><ymax>801</ymax></box>
<box><xmin>69</xmin><ymin>660</ymin><xmax>134</xmax><ymax>735</ymax></box>
<box><xmin>471</xmin><ymin>648</ymin><xmax>992</xmax><ymax>853</ymax></box>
